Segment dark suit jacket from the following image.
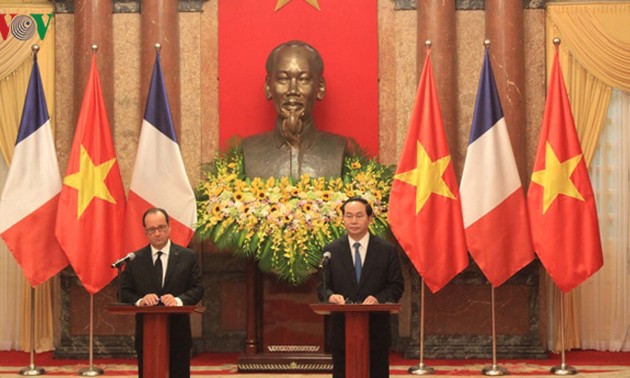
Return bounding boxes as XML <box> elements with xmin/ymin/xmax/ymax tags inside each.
<box><xmin>120</xmin><ymin>242</ymin><xmax>204</xmax><ymax>351</ymax></box>
<box><xmin>318</xmin><ymin>233</ymin><xmax>404</xmax><ymax>350</ymax></box>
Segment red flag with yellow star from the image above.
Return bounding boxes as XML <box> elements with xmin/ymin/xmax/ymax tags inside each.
<box><xmin>55</xmin><ymin>55</ymin><xmax>126</xmax><ymax>295</ymax></box>
<box><xmin>388</xmin><ymin>50</ymin><xmax>469</xmax><ymax>293</ymax></box>
<box><xmin>527</xmin><ymin>50</ymin><xmax>603</xmax><ymax>293</ymax></box>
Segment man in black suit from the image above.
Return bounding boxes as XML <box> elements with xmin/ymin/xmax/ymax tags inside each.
<box><xmin>318</xmin><ymin>197</ymin><xmax>404</xmax><ymax>378</ymax></box>
<box><xmin>121</xmin><ymin>207</ymin><xmax>204</xmax><ymax>378</ymax></box>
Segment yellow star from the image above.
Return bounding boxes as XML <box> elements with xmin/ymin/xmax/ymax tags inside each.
<box><xmin>531</xmin><ymin>142</ymin><xmax>585</xmax><ymax>214</ymax></box>
<box><xmin>394</xmin><ymin>141</ymin><xmax>456</xmax><ymax>214</ymax></box>
<box><xmin>275</xmin><ymin>0</ymin><xmax>321</xmax><ymax>11</ymax></box>
<box><xmin>63</xmin><ymin>145</ymin><xmax>118</xmax><ymax>218</ymax></box>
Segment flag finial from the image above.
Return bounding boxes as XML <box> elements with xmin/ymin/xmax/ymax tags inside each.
<box><xmin>31</xmin><ymin>44</ymin><xmax>40</xmax><ymax>54</ymax></box>
<box><xmin>484</xmin><ymin>39</ymin><xmax>491</xmax><ymax>49</ymax></box>
<box><xmin>91</xmin><ymin>44</ymin><xmax>98</xmax><ymax>53</ymax></box>
<box><xmin>154</xmin><ymin>43</ymin><xmax>162</xmax><ymax>54</ymax></box>
<box><xmin>424</xmin><ymin>40</ymin><xmax>432</xmax><ymax>49</ymax></box>
<box><xmin>553</xmin><ymin>38</ymin><xmax>561</xmax><ymax>52</ymax></box>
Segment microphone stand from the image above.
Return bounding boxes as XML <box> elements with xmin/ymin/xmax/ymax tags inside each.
<box><xmin>116</xmin><ymin>265</ymin><xmax>124</xmax><ymax>304</ymax></box>
<box><xmin>111</xmin><ymin>259</ymin><xmax>130</xmax><ymax>305</ymax></box>
<box><xmin>320</xmin><ymin>263</ymin><xmax>328</xmax><ymax>302</ymax></box>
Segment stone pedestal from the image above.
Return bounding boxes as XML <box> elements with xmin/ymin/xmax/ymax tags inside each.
<box><xmin>404</xmin><ymin>259</ymin><xmax>546</xmax><ymax>359</ymax></box>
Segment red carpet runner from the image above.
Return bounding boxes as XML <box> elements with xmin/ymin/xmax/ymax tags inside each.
<box><xmin>1</xmin><ymin>350</ymin><xmax>629</xmax><ymax>377</ymax></box>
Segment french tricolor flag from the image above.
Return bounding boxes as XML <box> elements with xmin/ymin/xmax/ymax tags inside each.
<box><xmin>124</xmin><ymin>53</ymin><xmax>197</xmax><ymax>251</ymax></box>
<box><xmin>0</xmin><ymin>54</ymin><xmax>69</xmax><ymax>287</ymax></box>
<box><xmin>460</xmin><ymin>50</ymin><xmax>534</xmax><ymax>287</ymax></box>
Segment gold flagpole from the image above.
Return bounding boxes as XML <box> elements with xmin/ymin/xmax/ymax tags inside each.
<box><xmin>78</xmin><ymin>294</ymin><xmax>104</xmax><ymax>376</ymax></box>
<box><xmin>482</xmin><ymin>286</ymin><xmax>508</xmax><ymax>376</ymax></box>
<box><xmin>408</xmin><ymin>279</ymin><xmax>435</xmax><ymax>375</ymax></box>
<box><xmin>409</xmin><ymin>40</ymin><xmax>436</xmax><ymax>376</ymax></box>
<box><xmin>551</xmin><ymin>288</ymin><xmax>577</xmax><ymax>375</ymax></box>
<box><xmin>19</xmin><ymin>286</ymin><xmax>45</xmax><ymax>376</ymax></box>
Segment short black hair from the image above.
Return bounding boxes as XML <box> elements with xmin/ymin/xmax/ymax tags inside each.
<box><xmin>142</xmin><ymin>207</ymin><xmax>170</xmax><ymax>227</ymax></box>
<box><xmin>341</xmin><ymin>197</ymin><xmax>373</xmax><ymax>217</ymax></box>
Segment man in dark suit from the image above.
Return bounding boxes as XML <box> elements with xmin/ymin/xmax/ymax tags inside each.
<box><xmin>121</xmin><ymin>207</ymin><xmax>204</xmax><ymax>378</ymax></box>
<box><xmin>318</xmin><ymin>197</ymin><xmax>404</xmax><ymax>378</ymax></box>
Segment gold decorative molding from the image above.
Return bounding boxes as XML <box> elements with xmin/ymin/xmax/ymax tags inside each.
<box><xmin>267</xmin><ymin>345</ymin><xmax>320</xmax><ymax>353</ymax></box>
<box><xmin>238</xmin><ymin>363</ymin><xmax>333</xmax><ymax>371</ymax></box>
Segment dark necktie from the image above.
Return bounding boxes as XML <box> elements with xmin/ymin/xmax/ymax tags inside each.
<box><xmin>353</xmin><ymin>242</ymin><xmax>362</xmax><ymax>282</ymax></box>
<box><xmin>154</xmin><ymin>251</ymin><xmax>163</xmax><ymax>288</ymax></box>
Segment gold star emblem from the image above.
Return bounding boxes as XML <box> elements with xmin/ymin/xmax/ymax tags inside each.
<box><xmin>394</xmin><ymin>141</ymin><xmax>456</xmax><ymax>214</ymax></box>
<box><xmin>63</xmin><ymin>145</ymin><xmax>118</xmax><ymax>218</ymax></box>
<box><xmin>275</xmin><ymin>0</ymin><xmax>321</xmax><ymax>11</ymax></box>
<box><xmin>531</xmin><ymin>142</ymin><xmax>585</xmax><ymax>214</ymax></box>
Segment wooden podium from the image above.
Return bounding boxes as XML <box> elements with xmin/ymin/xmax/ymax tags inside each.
<box><xmin>310</xmin><ymin>303</ymin><xmax>400</xmax><ymax>378</ymax></box>
<box><xmin>108</xmin><ymin>305</ymin><xmax>203</xmax><ymax>378</ymax></box>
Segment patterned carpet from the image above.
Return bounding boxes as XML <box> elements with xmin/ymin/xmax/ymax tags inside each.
<box><xmin>0</xmin><ymin>351</ymin><xmax>629</xmax><ymax>377</ymax></box>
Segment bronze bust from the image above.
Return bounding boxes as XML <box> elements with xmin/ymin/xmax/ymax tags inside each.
<box><xmin>242</xmin><ymin>40</ymin><xmax>347</xmax><ymax>179</ymax></box>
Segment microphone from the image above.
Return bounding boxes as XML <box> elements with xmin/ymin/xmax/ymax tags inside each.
<box><xmin>318</xmin><ymin>251</ymin><xmax>332</xmax><ymax>269</ymax></box>
<box><xmin>111</xmin><ymin>253</ymin><xmax>136</xmax><ymax>268</ymax></box>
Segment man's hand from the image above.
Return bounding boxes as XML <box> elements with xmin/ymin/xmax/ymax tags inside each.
<box><xmin>160</xmin><ymin>294</ymin><xmax>179</xmax><ymax>307</ymax></box>
<box><xmin>328</xmin><ymin>294</ymin><xmax>345</xmax><ymax>304</ymax></box>
<box><xmin>362</xmin><ymin>295</ymin><xmax>379</xmax><ymax>305</ymax></box>
<box><xmin>140</xmin><ymin>294</ymin><xmax>160</xmax><ymax>306</ymax></box>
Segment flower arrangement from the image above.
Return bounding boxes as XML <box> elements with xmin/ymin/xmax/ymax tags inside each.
<box><xmin>195</xmin><ymin>143</ymin><xmax>394</xmax><ymax>286</ymax></box>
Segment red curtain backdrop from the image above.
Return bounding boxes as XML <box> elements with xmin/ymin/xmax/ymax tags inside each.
<box><xmin>218</xmin><ymin>0</ymin><xmax>379</xmax><ymax>157</ymax></box>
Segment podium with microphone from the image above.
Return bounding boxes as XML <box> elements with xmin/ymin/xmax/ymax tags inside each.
<box><xmin>311</xmin><ymin>249</ymin><xmax>401</xmax><ymax>377</ymax></box>
<box><xmin>107</xmin><ymin>305</ymin><xmax>205</xmax><ymax>378</ymax></box>
<box><xmin>310</xmin><ymin>303</ymin><xmax>401</xmax><ymax>378</ymax></box>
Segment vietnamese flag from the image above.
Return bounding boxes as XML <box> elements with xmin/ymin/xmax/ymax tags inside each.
<box><xmin>388</xmin><ymin>50</ymin><xmax>469</xmax><ymax>293</ymax></box>
<box><xmin>218</xmin><ymin>0</ymin><xmax>379</xmax><ymax>156</ymax></box>
<box><xmin>55</xmin><ymin>55</ymin><xmax>126</xmax><ymax>295</ymax></box>
<box><xmin>527</xmin><ymin>50</ymin><xmax>603</xmax><ymax>293</ymax></box>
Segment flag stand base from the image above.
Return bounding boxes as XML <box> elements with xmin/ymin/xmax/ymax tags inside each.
<box><xmin>551</xmin><ymin>363</ymin><xmax>577</xmax><ymax>376</ymax></box>
<box><xmin>79</xmin><ymin>366</ymin><xmax>104</xmax><ymax>376</ymax></box>
<box><xmin>482</xmin><ymin>364</ymin><xmax>509</xmax><ymax>376</ymax></box>
<box><xmin>408</xmin><ymin>363</ymin><xmax>435</xmax><ymax>375</ymax></box>
<box><xmin>19</xmin><ymin>366</ymin><xmax>45</xmax><ymax>376</ymax></box>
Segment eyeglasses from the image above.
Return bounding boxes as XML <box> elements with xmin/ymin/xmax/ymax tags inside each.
<box><xmin>145</xmin><ymin>224</ymin><xmax>168</xmax><ymax>234</ymax></box>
